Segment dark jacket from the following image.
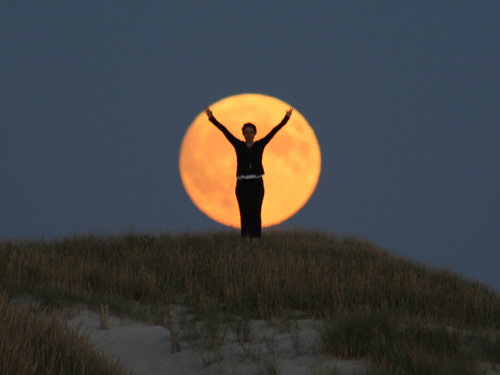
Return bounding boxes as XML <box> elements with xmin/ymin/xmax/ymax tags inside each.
<box><xmin>209</xmin><ymin>115</ymin><xmax>289</xmax><ymax>177</ymax></box>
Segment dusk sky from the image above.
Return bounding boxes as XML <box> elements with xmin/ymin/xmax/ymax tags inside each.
<box><xmin>2</xmin><ymin>2</ymin><xmax>499</xmax><ymax>292</ymax></box>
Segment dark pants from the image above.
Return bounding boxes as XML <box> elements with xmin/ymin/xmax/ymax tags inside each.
<box><xmin>235</xmin><ymin>178</ymin><xmax>264</xmax><ymax>238</ymax></box>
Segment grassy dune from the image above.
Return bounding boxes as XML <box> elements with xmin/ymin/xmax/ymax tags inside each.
<box><xmin>0</xmin><ymin>293</ymin><xmax>127</xmax><ymax>375</ymax></box>
<box><xmin>1</xmin><ymin>230</ymin><xmax>499</xmax><ymax>374</ymax></box>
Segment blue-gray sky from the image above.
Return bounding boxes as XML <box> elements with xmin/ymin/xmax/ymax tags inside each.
<box><xmin>2</xmin><ymin>2</ymin><xmax>499</xmax><ymax>292</ymax></box>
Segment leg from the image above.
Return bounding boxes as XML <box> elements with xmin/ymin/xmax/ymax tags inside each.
<box><xmin>248</xmin><ymin>178</ymin><xmax>264</xmax><ymax>238</ymax></box>
<box><xmin>236</xmin><ymin>180</ymin><xmax>251</xmax><ymax>238</ymax></box>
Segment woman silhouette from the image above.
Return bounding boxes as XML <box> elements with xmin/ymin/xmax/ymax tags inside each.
<box><xmin>205</xmin><ymin>107</ymin><xmax>293</xmax><ymax>239</ymax></box>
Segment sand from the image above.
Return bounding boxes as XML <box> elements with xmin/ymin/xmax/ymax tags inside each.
<box><xmin>67</xmin><ymin>309</ymin><xmax>368</xmax><ymax>375</ymax></box>
<box><xmin>67</xmin><ymin>308</ymin><xmax>500</xmax><ymax>375</ymax></box>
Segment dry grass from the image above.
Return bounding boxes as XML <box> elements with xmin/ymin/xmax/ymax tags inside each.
<box><xmin>320</xmin><ymin>311</ymin><xmax>481</xmax><ymax>374</ymax></box>
<box><xmin>1</xmin><ymin>229</ymin><xmax>499</xmax><ymax>374</ymax></box>
<box><xmin>0</xmin><ymin>293</ymin><xmax>127</xmax><ymax>375</ymax></box>
<box><xmin>1</xmin><ymin>230</ymin><xmax>498</xmax><ymax>328</ymax></box>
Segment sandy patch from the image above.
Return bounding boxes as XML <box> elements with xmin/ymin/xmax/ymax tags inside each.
<box><xmin>67</xmin><ymin>310</ymin><xmax>368</xmax><ymax>375</ymax></box>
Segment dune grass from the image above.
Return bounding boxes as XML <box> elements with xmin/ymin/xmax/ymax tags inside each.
<box><xmin>1</xmin><ymin>230</ymin><xmax>497</xmax><ymax>327</ymax></box>
<box><xmin>1</xmin><ymin>230</ymin><xmax>499</xmax><ymax>374</ymax></box>
<box><xmin>319</xmin><ymin>310</ymin><xmax>487</xmax><ymax>374</ymax></box>
<box><xmin>0</xmin><ymin>293</ymin><xmax>128</xmax><ymax>375</ymax></box>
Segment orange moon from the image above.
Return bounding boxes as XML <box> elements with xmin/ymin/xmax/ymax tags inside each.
<box><xmin>179</xmin><ymin>93</ymin><xmax>321</xmax><ymax>228</ymax></box>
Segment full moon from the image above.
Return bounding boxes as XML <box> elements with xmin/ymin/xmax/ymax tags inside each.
<box><xmin>179</xmin><ymin>93</ymin><xmax>321</xmax><ymax>228</ymax></box>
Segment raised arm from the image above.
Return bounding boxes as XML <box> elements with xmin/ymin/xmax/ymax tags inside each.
<box><xmin>204</xmin><ymin>107</ymin><xmax>239</xmax><ymax>146</ymax></box>
<box><xmin>260</xmin><ymin>108</ymin><xmax>293</xmax><ymax>146</ymax></box>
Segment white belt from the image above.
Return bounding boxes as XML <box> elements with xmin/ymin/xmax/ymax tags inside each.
<box><xmin>237</xmin><ymin>174</ymin><xmax>263</xmax><ymax>180</ymax></box>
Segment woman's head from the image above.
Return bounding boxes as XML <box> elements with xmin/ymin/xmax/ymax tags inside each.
<box><xmin>242</xmin><ymin>123</ymin><xmax>256</xmax><ymax>133</ymax></box>
<box><xmin>242</xmin><ymin>123</ymin><xmax>256</xmax><ymax>143</ymax></box>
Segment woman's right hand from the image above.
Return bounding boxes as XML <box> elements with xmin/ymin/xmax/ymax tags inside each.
<box><xmin>204</xmin><ymin>107</ymin><xmax>213</xmax><ymax>119</ymax></box>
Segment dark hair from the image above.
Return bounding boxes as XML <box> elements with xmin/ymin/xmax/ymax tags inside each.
<box><xmin>242</xmin><ymin>123</ymin><xmax>256</xmax><ymax>133</ymax></box>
